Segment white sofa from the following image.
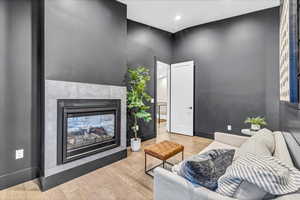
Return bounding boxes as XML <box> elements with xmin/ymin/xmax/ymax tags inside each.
<box><xmin>154</xmin><ymin>131</ymin><xmax>299</xmax><ymax>200</ymax></box>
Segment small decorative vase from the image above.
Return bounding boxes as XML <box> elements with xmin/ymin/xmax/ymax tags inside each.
<box><xmin>251</xmin><ymin>124</ymin><xmax>261</xmax><ymax>131</ymax></box>
<box><xmin>131</xmin><ymin>138</ymin><xmax>141</xmax><ymax>152</ymax></box>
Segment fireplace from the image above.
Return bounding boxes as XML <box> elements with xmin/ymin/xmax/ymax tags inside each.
<box><xmin>57</xmin><ymin>99</ymin><xmax>121</xmax><ymax>164</ymax></box>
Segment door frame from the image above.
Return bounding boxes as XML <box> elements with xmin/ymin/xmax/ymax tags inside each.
<box><xmin>154</xmin><ymin>57</ymin><xmax>158</xmax><ymax>138</ymax></box>
<box><xmin>154</xmin><ymin>57</ymin><xmax>172</xmax><ymax>134</ymax></box>
<box><xmin>169</xmin><ymin>60</ymin><xmax>195</xmax><ymax>136</ymax></box>
<box><xmin>154</xmin><ymin>59</ymin><xmax>195</xmax><ymax>136</ymax></box>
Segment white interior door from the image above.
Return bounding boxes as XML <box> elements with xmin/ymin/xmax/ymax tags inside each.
<box><xmin>170</xmin><ymin>61</ymin><xmax>194</xmax><ymax>136</ymax></box>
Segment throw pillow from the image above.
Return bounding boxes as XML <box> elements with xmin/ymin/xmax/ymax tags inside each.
<box><xmin>234</xmin><ymin>128</ymin><xmax>274</xmax><ymax>161</ymax></box>
<box><xmin>252</xmin><ymin>128</ymin><xmax>275</xmax><ymax>153</ymax></box>
<box><xmin>217</xmin><ymin>153</ymin><xmax>300</xmax><ymax>198</ymax></box>
<box><xmin>177</xmin><ymin>149</ymin><xmax>235</xmax><ymax>190</ymax></box>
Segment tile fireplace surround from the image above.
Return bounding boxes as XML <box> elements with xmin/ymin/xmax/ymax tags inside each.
<box><xmin>41</xmin><ymin>80</ymin><xmax>127</xmax><ymax>190</ymax></box>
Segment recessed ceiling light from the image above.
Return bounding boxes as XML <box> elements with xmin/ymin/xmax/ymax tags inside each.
<box><xmin>174</xmin><ymin>15</ymin><xmax>182</xmax><ymax>21</ymax></box>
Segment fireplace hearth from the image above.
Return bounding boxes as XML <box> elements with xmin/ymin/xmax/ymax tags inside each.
<box><xmin>57</xmin><ymin>99</ymin><xmax>121</xmax><ymax>164</ymax></box>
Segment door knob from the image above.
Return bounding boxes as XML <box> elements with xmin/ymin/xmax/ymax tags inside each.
<box><xmin>188</xmin><ymin>106</ymin><xmax>193</xmax><ymax>109</ymax></box>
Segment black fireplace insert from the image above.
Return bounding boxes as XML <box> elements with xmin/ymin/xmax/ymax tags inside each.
<box><xmin>57</xmin><ymin>99</ymin><xmax>121</xmax><ymax>164</ymax></box>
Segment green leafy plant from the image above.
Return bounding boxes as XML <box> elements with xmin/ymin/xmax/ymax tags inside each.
<box><xmin>127</xmin><ymin>66</ymin><xmax>152</xmax><ymax>139</ymax></box>
<box><xmin>244</xmin><ymin>116</ymin><xmax>267</xmax><ymax>126</ymax></box>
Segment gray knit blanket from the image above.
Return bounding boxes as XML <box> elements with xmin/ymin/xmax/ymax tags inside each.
<box><xmin>217</xmin><ymin>153</ymin><xmax>300</xmax><ymax>197</ymax></box>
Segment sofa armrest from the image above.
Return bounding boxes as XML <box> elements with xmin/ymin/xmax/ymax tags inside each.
<box><xmin>214</xmin><ymin>132</ymin><xmax>249</xmax><ymax>148</ymax></box>
<box><xmin>154</xmin><ymin>167</ymin><xmax>235</xmax><ymax>200</ymax></box>
<box><xmin>154</xmin><ymin>167</ymin><xmax>194</xmax><ymax>200</ymax></box>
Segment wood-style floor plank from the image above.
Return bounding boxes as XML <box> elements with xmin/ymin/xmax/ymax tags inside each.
<box><xmin>0</xmin><ymin>123</ymin><xmax>212</xmax><ymax>200</ymax></box>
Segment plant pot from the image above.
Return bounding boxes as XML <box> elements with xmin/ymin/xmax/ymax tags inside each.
<box><xmin>131</xmin><ymin>138</ymin><xmax>141</xmax><ymax>152</ymax></box>
<box><xmin>251</xmin><ymin>124</ymin><xmax>261</xmax><ymax>131</ymax></box>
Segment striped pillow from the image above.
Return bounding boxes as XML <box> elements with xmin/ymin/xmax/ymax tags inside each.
<box><xmin>217</xmin><ymin>153</ymin><xmax>300</xmax><ymax>197</ymax></box>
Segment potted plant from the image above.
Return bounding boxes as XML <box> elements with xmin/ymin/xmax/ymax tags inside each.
<box><xmin>244</xmin><ymin>116</ymin><xmax>267</xmax><ymax>131</ymax></box>
<box><xmin>127</xmin><ymin>66</ymin><xmax>152</xmax><ymax>152</ymax></box>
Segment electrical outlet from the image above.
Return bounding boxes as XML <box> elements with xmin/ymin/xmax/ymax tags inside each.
<box><xmin>227</xmin><ymin>125</ymin><xmax>232</xmax><ymax>131</ymax></box>
<box><xmin>16</xmin><ymin>149</ymin><xmax>24</xmax><ymax>160</ymax></box>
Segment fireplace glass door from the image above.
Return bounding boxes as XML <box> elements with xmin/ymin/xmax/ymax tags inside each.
<box><xmin>67</xmin><ymin>112</ymin><xmax>115</xmax><ymax>151</ymax></box>
<box><xmin>57</xmin><ymin>99</ymin><xmax>121</xmax><ymax>164</ymax></box>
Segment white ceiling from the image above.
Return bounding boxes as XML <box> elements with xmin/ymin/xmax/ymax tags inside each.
<box><xmin>118</xmin><ymin>0</ymin><xmax>280</xmax><ymax>33</ymax></box>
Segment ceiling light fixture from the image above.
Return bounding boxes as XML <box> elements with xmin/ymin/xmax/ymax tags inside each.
<box><xmin>174</xmin><ymin>15</ymin><xmax>182</xmax><ymax>21</ymax></box>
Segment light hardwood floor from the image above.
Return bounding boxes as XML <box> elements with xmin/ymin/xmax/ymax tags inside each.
<box><xmin>0</xmin><ymin>123</ymin><xmax>212</xmax><ymax>200</ymax></box>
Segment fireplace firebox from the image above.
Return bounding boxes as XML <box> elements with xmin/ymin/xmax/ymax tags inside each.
<box><xmin>57</xmin><ymin>99</ymin><xmax>121</xmax><ymax>164</ymax></box>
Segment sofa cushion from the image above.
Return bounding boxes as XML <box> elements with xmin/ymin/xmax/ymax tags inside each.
<box><xmin>273</xmin><ymin>132</ymin><xmax>294</xmax><ymax>168</ymax></box>
<box><xmin>282</xmin><ymin>132</ymin><xmax>300</xmax><ymax>169</ymax></box>
<box><xmin>233</xmin><ymin>181</ymin><xmax>274</xmax><ymax>200</ymax></box>
<box><xmin>273</xmin><ymin>191</ymin><xmax>300</xmax><ymax>200</ymax></box>
<box><xmin>234</xmin><ymin>128</ymin><xmax>274</xmax><ymax>161</ymax></box>
<box><xmin>176</xmin><ymin>149</ymin><xmax>235</xmax><ymax>190</ymax></box>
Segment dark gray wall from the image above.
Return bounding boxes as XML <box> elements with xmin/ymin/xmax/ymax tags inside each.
<box><xmin>280</xmin><ymin>103</ymin><xmax>300</xmax><ymax>142</ymax></box>
<box><xmin>172</xmin><ymin>8</ymin><xmax>280</xmax><ymax>137</ymax></box>
<box><xmin>127</xmin><ymin>20</ymin><xmax>173</xmax><ymax>140</ymax></box>
<box><xmin>0</xmin><ymin>0</ymin><xmax>39</xmax><ymax>188</ymax></box>
<box><xmin>44</xmin><ymin>0</ymin><xmax>127</xmax><ymax>86</ymax></box>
